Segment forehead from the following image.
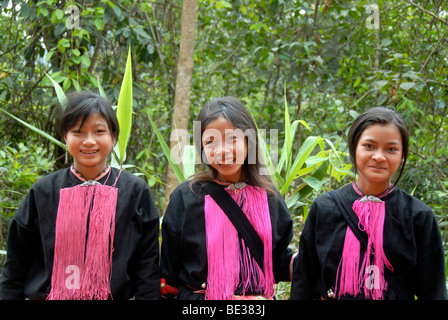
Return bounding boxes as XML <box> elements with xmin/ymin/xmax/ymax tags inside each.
<box><xmin>359</xmin><ymin>123</ymin><xmax>402</xmax><ymax>145</ymax></box>
<box><xmin>73</xmin><ymin>112</ymin><xmax>109</xmax><ymax>127</ymax></box>
<box><xmin>202</xmin><ymin>117</ymin><xmax>239</xmax><ymax>137</ymax></box>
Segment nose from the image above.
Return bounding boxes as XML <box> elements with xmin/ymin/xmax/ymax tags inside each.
<box><xmin>371</xmin><ymin>150</ymin><xmax>386</xmax><ymax>162</ymax></box>
<box><xmin>215</xmin><ymin>141</ymin><xmax>232</xmax><ymax>157</ymax></box>
<box><xmin>82</xmin><ymin>133</ymin><xmax>97</xmax><ymax>146</ymax></box>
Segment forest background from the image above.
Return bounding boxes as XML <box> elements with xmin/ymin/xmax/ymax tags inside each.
<box><xmin>0</xmin><ymin>0</ymin><xmax>447</xmax><ymax>299</ymax></box>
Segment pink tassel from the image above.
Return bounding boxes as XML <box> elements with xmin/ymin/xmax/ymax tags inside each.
<box><xmin>355</xmin><ymin>200</ymin><xmax>393</xmax><ymax>300</ymax></box>
<box><xmin>47</xmin><ymin>184</ymin><xmax>117</xmax><ymax>300</ymax></box>
<box><xmin>204</xmin><ymin>185</ymin><xmax>274</xmax><ymax>300</ymax></box>
<box><xmin>336</xmin><ymin>197</ymin><xmax>393</xmax><ymax>300</ymax></box>
<box><xmin>335</xmin><ymin>227</ymin><xmax>361</xmax><ymax>298</ymax></box>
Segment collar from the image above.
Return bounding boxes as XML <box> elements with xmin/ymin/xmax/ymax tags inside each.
<box><xmin>70</xmin><ymin>164</ymin><xmax>111</xmax><ymax>183</ymax></box>
<box><xmin>352</xmin><ymin>181</ymin><xmax>395</xmax><ymax>199</ymax></box>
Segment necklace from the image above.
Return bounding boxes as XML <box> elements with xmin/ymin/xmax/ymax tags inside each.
<box><xmin>213</xmin><ymin>179</ymin><xmax>247</xmax><ymax>194</ymax></box>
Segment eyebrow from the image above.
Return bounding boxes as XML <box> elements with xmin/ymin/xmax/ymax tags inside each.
<box><xmin>361</xmin><ymin>138</ymin><xmax>401</xmax><ymax>145</ymax></box>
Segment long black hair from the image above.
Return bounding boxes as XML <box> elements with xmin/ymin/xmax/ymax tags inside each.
<box><xmin>348</xmin><ymin>107</ymin><xmax>409</xmax><ymax>185</ymax></box>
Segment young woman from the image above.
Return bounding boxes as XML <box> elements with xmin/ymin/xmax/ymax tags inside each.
<box><xmin>160</xmin><ymin>96</ymin><xmax>296</xmax><ymax>300</ymax></box>
<box><xmin>0</xmin><ymin>91</ymin><xmax>160</xmax><ymax>300</ymax></box>
<box><xmin>290</xmin><ymin>107</ymin><xmax>447</xmax><ymax>300</ymax></box>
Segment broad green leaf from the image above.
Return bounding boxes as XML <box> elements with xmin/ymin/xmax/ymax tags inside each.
<box><xmin>116</xmin><ymin>48</ymin><xmax>133</xmax><ymax>166</ymax></box>
<box><xmin>147</xmin><ymin>110</ymin><xmax>185</xmax><ymax>183</ymax></box>
<box><xmin>45</xmin><ymin>72</ymin><xmax>68</xmax><ymax>109</ymax></box>
<box><xmin>0</xmin><ymin>107</ymin><xmax>66</xmax><ymax>150</ymax></box>
<box><xmin>400</xmin><ymin>82</ymin><xmax>416</xmax><ymax>90</ymax></box>
<box><xmin>281</xmin><ymin>136</ymin><xmax>322</xmax><ymax>195</ymax></box>
<box><xmin>97</xmin><ymin>75</ymin><xmax>107</xmax><ymax>98</ymax></box>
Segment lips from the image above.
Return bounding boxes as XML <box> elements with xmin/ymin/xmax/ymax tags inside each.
<box><xmin>81</xmin><ymin>149</ymin><xmax>99</xmax><ymax>155</ymax></box>
<box><xmin>369</xmin><ymin>165</ymin><xmax>386</xmax><ymax>171</ymax></box>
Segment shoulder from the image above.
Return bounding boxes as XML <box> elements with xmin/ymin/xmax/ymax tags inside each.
<box><xmin>113</xmin><ymin>168</ymin><xmax>150</xmax><ymax>190</ymax></box>
<box><xmin>395</xmin><ymin>188</ymin><xmax>433</xmax><ymax>212</ymax></box>
<box><xmin>31</xmin><ymin>168</ymin><xmax>70</xmax><ymax>192</ymax></box>
<box><xmin>393</xmin><ymin>188</ymin><xmax>435</xmax><ymax>225</ymax></box>
<box><xmin>169</xmin><ymin>179</ymin><xmax>205</xmax><ymax>201</ymax></box>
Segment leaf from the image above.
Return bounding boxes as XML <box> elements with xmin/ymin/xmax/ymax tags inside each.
<box><xmin>116</xmin><ymin>48</ymin><xmax>133</xmax><ymax>166</ymax></box>
<box><xmin>45</xmin><ymin>72</ymin><xmax>68</xmax><ymax>109</ymax></box>
<box><xmin>400</xmin><ymin>82</ymin><xmax>416</xmax><ymax>90</ymax></box>
<box><xmin>280</xmin><ymin>136</ymin><xmax>323</xmax><ymax>195</ymax></box>
<box><xmin>147</xmin><ymin>110</ymin><xmax>185</xmax><ymax>183</ymax></box>
<box><xmin>97</xmin><ymin>75</ymin><xmax>107</xmax><ymax>98</ymax></box>
<box><xmin>0</xmin><ymin>107</ymin><xmax>66</xmax><ymax>150</ymax></box>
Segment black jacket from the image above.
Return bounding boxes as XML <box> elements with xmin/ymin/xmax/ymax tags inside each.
<box><xmin>0</xmin><ymin>167</ymin><xmax>160</xmax><ymax>300</ymax></box>
<box><xmin>290</xmin><ymin>183</ymin><xmax>447</xmax><ymax>300</ymax></box>
<box><xmin>160</xmin><ymin>180</ymin><xmax>295</xmax><ymax>299</ymax></box>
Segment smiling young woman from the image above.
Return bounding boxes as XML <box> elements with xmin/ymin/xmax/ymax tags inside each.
<box><xmin>160</xmin><ymin>96</ymin><xmax>297</xmax><ymax>300</ymax></box>
<box><xmin>291</xmin><ymin>107</ymin><xmax>447</xmax><ymax>300</ymax></box>
<box><xmin>0</xmin><ymin>91</ymin><xmax>160</xmax><ymax>300</ymax></box>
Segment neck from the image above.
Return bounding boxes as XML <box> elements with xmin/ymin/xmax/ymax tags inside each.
<box><xmin>355</xmin><ymin>179</ymin><xmax>391</xmax><ymax>196</ymax></box>
<box><xmin>72</xmin><ymin>163</ymin><xmax>109</xmax><ymax>181</ymax></box>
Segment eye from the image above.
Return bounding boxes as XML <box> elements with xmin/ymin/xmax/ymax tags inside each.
<box><xmin>362</xmin><ymin>144</ymin><xmax>374</xmax><ymax>149</ymax></box>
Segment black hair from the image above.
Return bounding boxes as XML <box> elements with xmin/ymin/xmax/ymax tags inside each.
<box><xmin>348</xmin><ymin>106</ymin><xmax>409</xmax><ymax>185</ymax></box>
<box><xmin>190</xmin><ymin>96</ymin><xmax>275</xmax><ymax>195</ymax></box>
<box><xmin>58</xmin><ymin>91</ymin><xmax>119</xmax><ymax>140</ymax></box>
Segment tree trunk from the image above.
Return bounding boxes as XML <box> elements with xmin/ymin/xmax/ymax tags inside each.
<box><xmin>163</xmin><ymin>0</ymin><xmax>198</xmax><ymax>211</ymax></box>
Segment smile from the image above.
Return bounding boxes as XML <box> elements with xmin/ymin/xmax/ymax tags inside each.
<box><xmin>219</xmin><ymin>159</ymin><xmax>234</xmax><ymax>165</ymax></box>
<box><xmin>369</xmin><ymin>166</ymin><xmax>386</xmax><ymax>171</ymax></box>
<box><xmin>81</xmin><ymin>150</ymin><xmax>99</xmax><ymax>155</ymax></box>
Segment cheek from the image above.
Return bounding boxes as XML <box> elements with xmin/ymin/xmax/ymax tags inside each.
<box><xmin>202</xmin><ymin>145</ymin><xmax>214</xmax><ymax>164</ymax></box>
<box><xmin>64</xmin><ymin>136</ymin><xmax>77</xmax><ymax>152</ymax></box>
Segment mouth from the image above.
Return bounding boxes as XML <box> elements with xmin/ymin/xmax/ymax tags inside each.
<box><xmin>216</xmin><ymin>159</ymin><xmax>236</xmax><ymax>167</ymax></box>
<box><xmin>369</xmin><ymin>165</ymin><xmax>386</xmax><ymax>171</ymax></box>
<box><xmin>81</xmin><ymin>149</ymin><xmax>99</xmax><ymax>155</ymax></box>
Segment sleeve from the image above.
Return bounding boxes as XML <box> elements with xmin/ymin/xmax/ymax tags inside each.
<box><xmin>159</xmin><ymin>187</ymin><xmax>184</xmax><ymax>298</ymax></box>
<box><xmin>131</xmin><ymin>184</ymin><xmax>161</xmax><ymax>300</ymax></box>
<box><xmin>413</xmin><ymin>208</ymin><xmax>447</xmax><ymax>300</ymax></box>
<box><xmin>270</xmin><ymin>190</ymin><xmax>297</xmax><ymax>282</ymax></box>
<box><xmin>290</xmin><ymin>200</ymin><xmax>321</xmax><ymax>300</ymax></box>
<box><xmin>0</xmin><ymin>190</ymin><xmax>41</xmax><ymax>300</ymax></box>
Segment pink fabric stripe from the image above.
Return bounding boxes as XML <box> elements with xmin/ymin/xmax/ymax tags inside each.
<box><xmin>204</xmin><ymin>185</ymin><xmax>274</xmax><ymax>300</ymax></box>
<box><xmin>47</xmin><ymin>184</ymin><xmax>117</xmax><ymax>300</ymax></box>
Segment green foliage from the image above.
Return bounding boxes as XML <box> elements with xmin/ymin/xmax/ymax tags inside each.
<box><xmin>0</xmin><ymin>142</ymin><xmax>55</xmax><ymax>264</ymax></box>
<box><xmin>1</xmin><ymin>0</ymin><xmax>447</xmax><ymax>298</ymax></box>
<box><xmin>115</xmin><ymin>48</ymin><xmax>134</xmax><ymax>166</ymax></box>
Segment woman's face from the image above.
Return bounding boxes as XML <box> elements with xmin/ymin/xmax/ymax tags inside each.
<box><xmin>65</xmin><ymin>113</ymin><xmax>115</xmax><ymax>180</ymax></box>
<box><xmin>202</xmin><ymin>116</ymin><xmax>248</xmax><ymax>183</ymax></box>
<box><xmin>355</xmin><ymin>123</ymin><xmax>403</xmax><ymax>194</ymax></box>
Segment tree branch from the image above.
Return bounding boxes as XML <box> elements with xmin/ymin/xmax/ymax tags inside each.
<box><xmin>404</xmin><ymin>0</ymin><xmax>448</xmax><ymax>26</ymax></box>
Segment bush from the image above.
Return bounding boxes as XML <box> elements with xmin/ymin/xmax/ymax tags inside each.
<box><xmin>0</xmin><ymin>142</ymin><xmax>55</xmax><ymax>266</ymax></box>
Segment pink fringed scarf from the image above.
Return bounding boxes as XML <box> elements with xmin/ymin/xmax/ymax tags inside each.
<box><xmin>47</xmin><ymin>175</ymin><xmax>119</xmax><ymax>300</ymax></box>
<box><xmin>335</xmin><ymin>182</ymin><xmax>394</xmax><ymax>300</ymax></box>
<box><xmin>204</xmin><ymin>184</ymin><xmax>274</xmax><ymax>300</ymax></box>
